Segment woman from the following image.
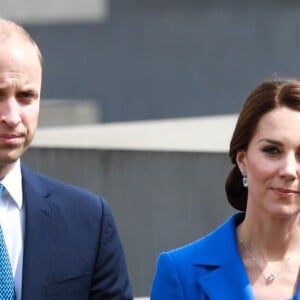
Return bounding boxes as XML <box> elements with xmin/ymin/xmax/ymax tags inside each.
<box><xmin>150</xmin><ymin>79</ymin><xmax>300</xmax><ymax>299</ymax></box>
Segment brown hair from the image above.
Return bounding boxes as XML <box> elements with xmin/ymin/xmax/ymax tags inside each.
<box><xmin>0</xmin><ymin>18</ymin><xmax>43</xmax><ymax>66</ymax></box>
<box><xmin>225</xmin><ymin>78</ymin><xmax>300</xmax><ymax>211</ymax></box>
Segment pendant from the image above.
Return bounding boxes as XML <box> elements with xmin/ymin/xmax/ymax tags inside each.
<box><xmin>267</xmin><ymin>273</ymin><xmax>276</xmax><ymax>282</ymax></box>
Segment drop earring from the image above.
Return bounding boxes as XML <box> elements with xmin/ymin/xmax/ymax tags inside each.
<box><xmin>242</xmin><ymin>173</ymin><xmax>248</xmax><ymax>188</ymax></box>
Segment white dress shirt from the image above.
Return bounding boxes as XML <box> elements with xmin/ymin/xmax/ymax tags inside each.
<box><xmin>0</xmin><ymin>159</ymin><xmax>24</xmax><ymax>300</ymax></box>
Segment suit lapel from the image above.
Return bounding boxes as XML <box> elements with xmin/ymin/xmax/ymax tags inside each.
<box><xmin>21</xmin><ymin>166</ymin><xmax>56</xmax><ymax>300</ymax></box>
<box><xmin>194</xmin><ymin>213</ymin><xmax>255</xmax><ymax>299</ymax></box>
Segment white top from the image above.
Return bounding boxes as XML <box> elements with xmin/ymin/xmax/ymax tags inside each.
<box><xmin>0</xmin><ymin>159</ymin><xmax>24</xmax><ymax>300</ymax></box>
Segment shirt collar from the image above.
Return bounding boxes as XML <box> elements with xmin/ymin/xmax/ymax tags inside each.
<box><xmin>1</xmin><ymin>160</ymin><xmax>23</xmax><ymax>209</ymax></box>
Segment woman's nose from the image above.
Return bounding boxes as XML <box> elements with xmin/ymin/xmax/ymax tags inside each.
<box><xmin>278</xmin><ymin>154</ymin><xmax>298</xmax><ymax>180</ymax></box>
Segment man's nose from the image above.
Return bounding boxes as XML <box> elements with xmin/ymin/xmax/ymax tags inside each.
<box><xmin>0</xmin><ymin>97</ymin><xmax>21</xmax><ymax>127</ymax></box>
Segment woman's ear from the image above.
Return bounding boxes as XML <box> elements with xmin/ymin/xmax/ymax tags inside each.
<box><xmin>236</xmin><ymin>151</ymin><xmax>246</xmax><ymax>174</ymax></box>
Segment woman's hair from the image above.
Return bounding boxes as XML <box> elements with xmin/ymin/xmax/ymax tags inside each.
<box><xmin>225</xmin><ymin>78</ymin><xmax>300</xmax><ymax>211</ymax></box>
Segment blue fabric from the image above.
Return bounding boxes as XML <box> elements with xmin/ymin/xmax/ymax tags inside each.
<box><xmin>151</xmin><ymin>213</ymin><xmax>300</xmax><ymax>300</ymax></box>
<box><xmin>20</xmin><ymin>165</ymin><xmax>132</xmax><ymax>300</ymax></box>
<box><xmin>0</xmin><ymin>184</ymin><xmax>15</xmax><ymax>300</ymax></box>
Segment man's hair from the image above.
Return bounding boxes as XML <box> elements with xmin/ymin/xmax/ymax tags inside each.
<box><xmin>0</xmin><ymin>18</ymin><xmax>43</xmax><ymax>66</ymax></box>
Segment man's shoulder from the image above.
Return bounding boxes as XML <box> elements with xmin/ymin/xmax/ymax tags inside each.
<box><xmin>21</xmin><ymin>164</ymin><xmax>108</xmax><ymax>213</ymax></box>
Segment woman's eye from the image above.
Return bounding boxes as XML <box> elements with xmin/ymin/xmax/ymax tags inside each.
<box><xmin>262</xmin><ymin>146</ymin><xmax>280</xmax><ymax>155</ymax></box>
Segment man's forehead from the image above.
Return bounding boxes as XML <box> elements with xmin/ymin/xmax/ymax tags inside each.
<box><xmin>0</xmin><ymin>19</ymin><xmax>28</xmax><ymax>40</ymax></box>
<box><xmin>0</xmin><ymin>23</ymin><xmax>42</xmax><ymax>68</ymax></box>
<box><xmin>0</xmin><ymin>39</ymin><xmax>42</xmax><ymax>87</ymax></box>
<box><xmin>0</xmin><ymin>37</ymin><xmax>41</xmax><ymax>64</ymax></box>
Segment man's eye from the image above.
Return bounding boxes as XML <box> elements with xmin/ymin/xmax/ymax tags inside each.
<box><xmin>0</xmin><ymin>91</ymin><xmax>7</xmax><ymax>100</ymax></box>
<box><xmin>17</xmin><ymin>91</ymin><xmax>37</xmax><ymax>102</ymax></box>
<box><xmin>18</xmin><ymin>92</ymin><xmax>33</xmax><ymax>98</ymax></box>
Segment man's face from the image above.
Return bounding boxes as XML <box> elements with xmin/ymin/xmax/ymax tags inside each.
<box><xmin>0</xmin><ymin>37</ymin><xmax>42</xmax><ymax>169</ymax></box>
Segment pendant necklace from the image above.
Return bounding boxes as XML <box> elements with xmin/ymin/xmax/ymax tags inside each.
<box><xmin>239</xmin><ymin>239</ymin><xmax>290</xmax><ymax>283</ymax></box>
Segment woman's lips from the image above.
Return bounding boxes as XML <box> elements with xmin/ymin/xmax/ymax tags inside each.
<box><xmin>272</xmin><ymin>188</ymin><xmax>299</xmax><ymax>198</ymax></box>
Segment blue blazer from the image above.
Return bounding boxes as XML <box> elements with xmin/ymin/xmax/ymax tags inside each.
<box><xmin>20</xmin><ymin>165</ymin><xmax>133</xmax><ymax>300</ymax></box>
<box><xmin>151</xmin><ymin>213</ymin><xmax>300</xmax><ymax>300</ymax></box>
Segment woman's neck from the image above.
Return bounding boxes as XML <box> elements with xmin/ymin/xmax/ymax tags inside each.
<box><xmin>237</xmin><ymin>211</ymin><xmax>300</xmax><ymax>260</ymax></box>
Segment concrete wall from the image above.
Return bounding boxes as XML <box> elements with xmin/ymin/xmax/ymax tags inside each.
<box><xmin>1</xmin><ymin>0</ymin><xmax>108</xmax><ymax>23</ymax></box>
<box><xmin>22</xmin><ymin>147</ymin><xmax>235</xmax><ymax>296</ymax></box>
<box><xmin>39</xmin><ymin>100</ymin><xmax>101</xmax><ymax>127</ymax></box>
<box><xmin>4</xmin><ymin>1</ymin><xmax>300</xmax><ymax>123</ymax></box>
<box><xmin>21</xmin><ymin>0</ymin><xmax>300</xmax><ymax>122</ymax></box>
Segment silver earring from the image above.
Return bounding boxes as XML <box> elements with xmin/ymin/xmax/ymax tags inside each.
<box><xmin>242</xmin><ymin>173</ymin><xmax>248</xmax><ymax>188</ymax></box>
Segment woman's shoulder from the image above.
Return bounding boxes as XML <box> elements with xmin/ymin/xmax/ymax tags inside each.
<box><xmin>164</xmin><ymin>213</ymin><xmax>244</xmax><ymax>262</ymax></box>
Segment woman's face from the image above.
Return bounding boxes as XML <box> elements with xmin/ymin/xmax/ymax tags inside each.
<box><xmin>237</xmin><ymin>106</ymin><xmax>300</xmax><ymax>218</ymax></box>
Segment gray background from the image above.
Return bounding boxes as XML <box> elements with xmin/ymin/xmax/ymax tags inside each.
<box><xmin>23</xmin><ymin>0</ymin><xmax>300</xmax><ymax>122</ymax></box>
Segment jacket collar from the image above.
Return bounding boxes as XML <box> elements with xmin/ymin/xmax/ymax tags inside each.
<box><xmin>193</xmin><ymin>213</ymin><xmax>255</xmax><ymax>299</ymax></box>
<box><xmin>21</xmin><ymin>164</ymin><xmax>57</xmax><ymax>300</ymax></box>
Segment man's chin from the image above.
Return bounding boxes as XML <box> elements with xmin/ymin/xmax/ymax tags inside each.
<box><xmin>0</xmin><ymin>150</ymin><xmax>24</xmax><ymax>166</ymax></box>
<box><xmin>0</xmin><ymin>158</ymin><xmax>19</xmax><ymax>166</ymax></box>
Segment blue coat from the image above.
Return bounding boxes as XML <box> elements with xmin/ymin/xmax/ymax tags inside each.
<box><xmin>20</xmin><ymin>165</ymin><xmax>132</xmax><ymax>300</ymax></box>
<box><xmin>151</xmin><ymin>213</ymin><xmax>300</xmax><ymax>300</ymax></box>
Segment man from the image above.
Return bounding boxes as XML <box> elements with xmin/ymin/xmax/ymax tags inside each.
<box><xmin>0</xmin><ymin>18</ymin><xmax>133</xmax><ymax>299</ymax></box>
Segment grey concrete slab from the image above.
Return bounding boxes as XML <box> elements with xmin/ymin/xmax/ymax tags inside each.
<box><xmin>33</xmin><ymin>114</ymin><xmax>238</xmax><ymax>152</ymax></box>
<box><xmin>38</xmin><ymin>99</ymin><xmax>101</xmax><ymax>127</ymax></box>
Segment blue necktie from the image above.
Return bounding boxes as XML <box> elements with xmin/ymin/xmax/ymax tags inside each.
<box><xmin>0</xmin><ymin>184</ymin><xmax>15</xmax><ymax>299</ymax></box>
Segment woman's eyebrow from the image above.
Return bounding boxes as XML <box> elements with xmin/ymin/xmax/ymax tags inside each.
<box><xmin>257</xmin><ymin>138</ymin><xmax>282</xmax><ymax>146</ymax></box>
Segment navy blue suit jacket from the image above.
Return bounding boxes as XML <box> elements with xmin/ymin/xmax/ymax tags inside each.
<box><xmin>151</xmin><ymin>213</ymin><xmax>300</xmax><ymax>300</ymax></box>
<box><xmin>20</xmin><ymin>165</ymin><xmax>132</xmax><ymax>300</ymax></box>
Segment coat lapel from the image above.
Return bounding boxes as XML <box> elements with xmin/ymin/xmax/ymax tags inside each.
<box><xmin>21</xmin><ymin>165</ymin><xmax>56</xmax><ymax>300</ymax></box>
<box><xmin>194</xmin><ymin>213</ymin><xmax>255</xmax><ymax>299</ymax></box>
<box><xmin>196</xmin><ymin>256</ymin><xmax>254</xmax><ymax>299</ymax></box>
